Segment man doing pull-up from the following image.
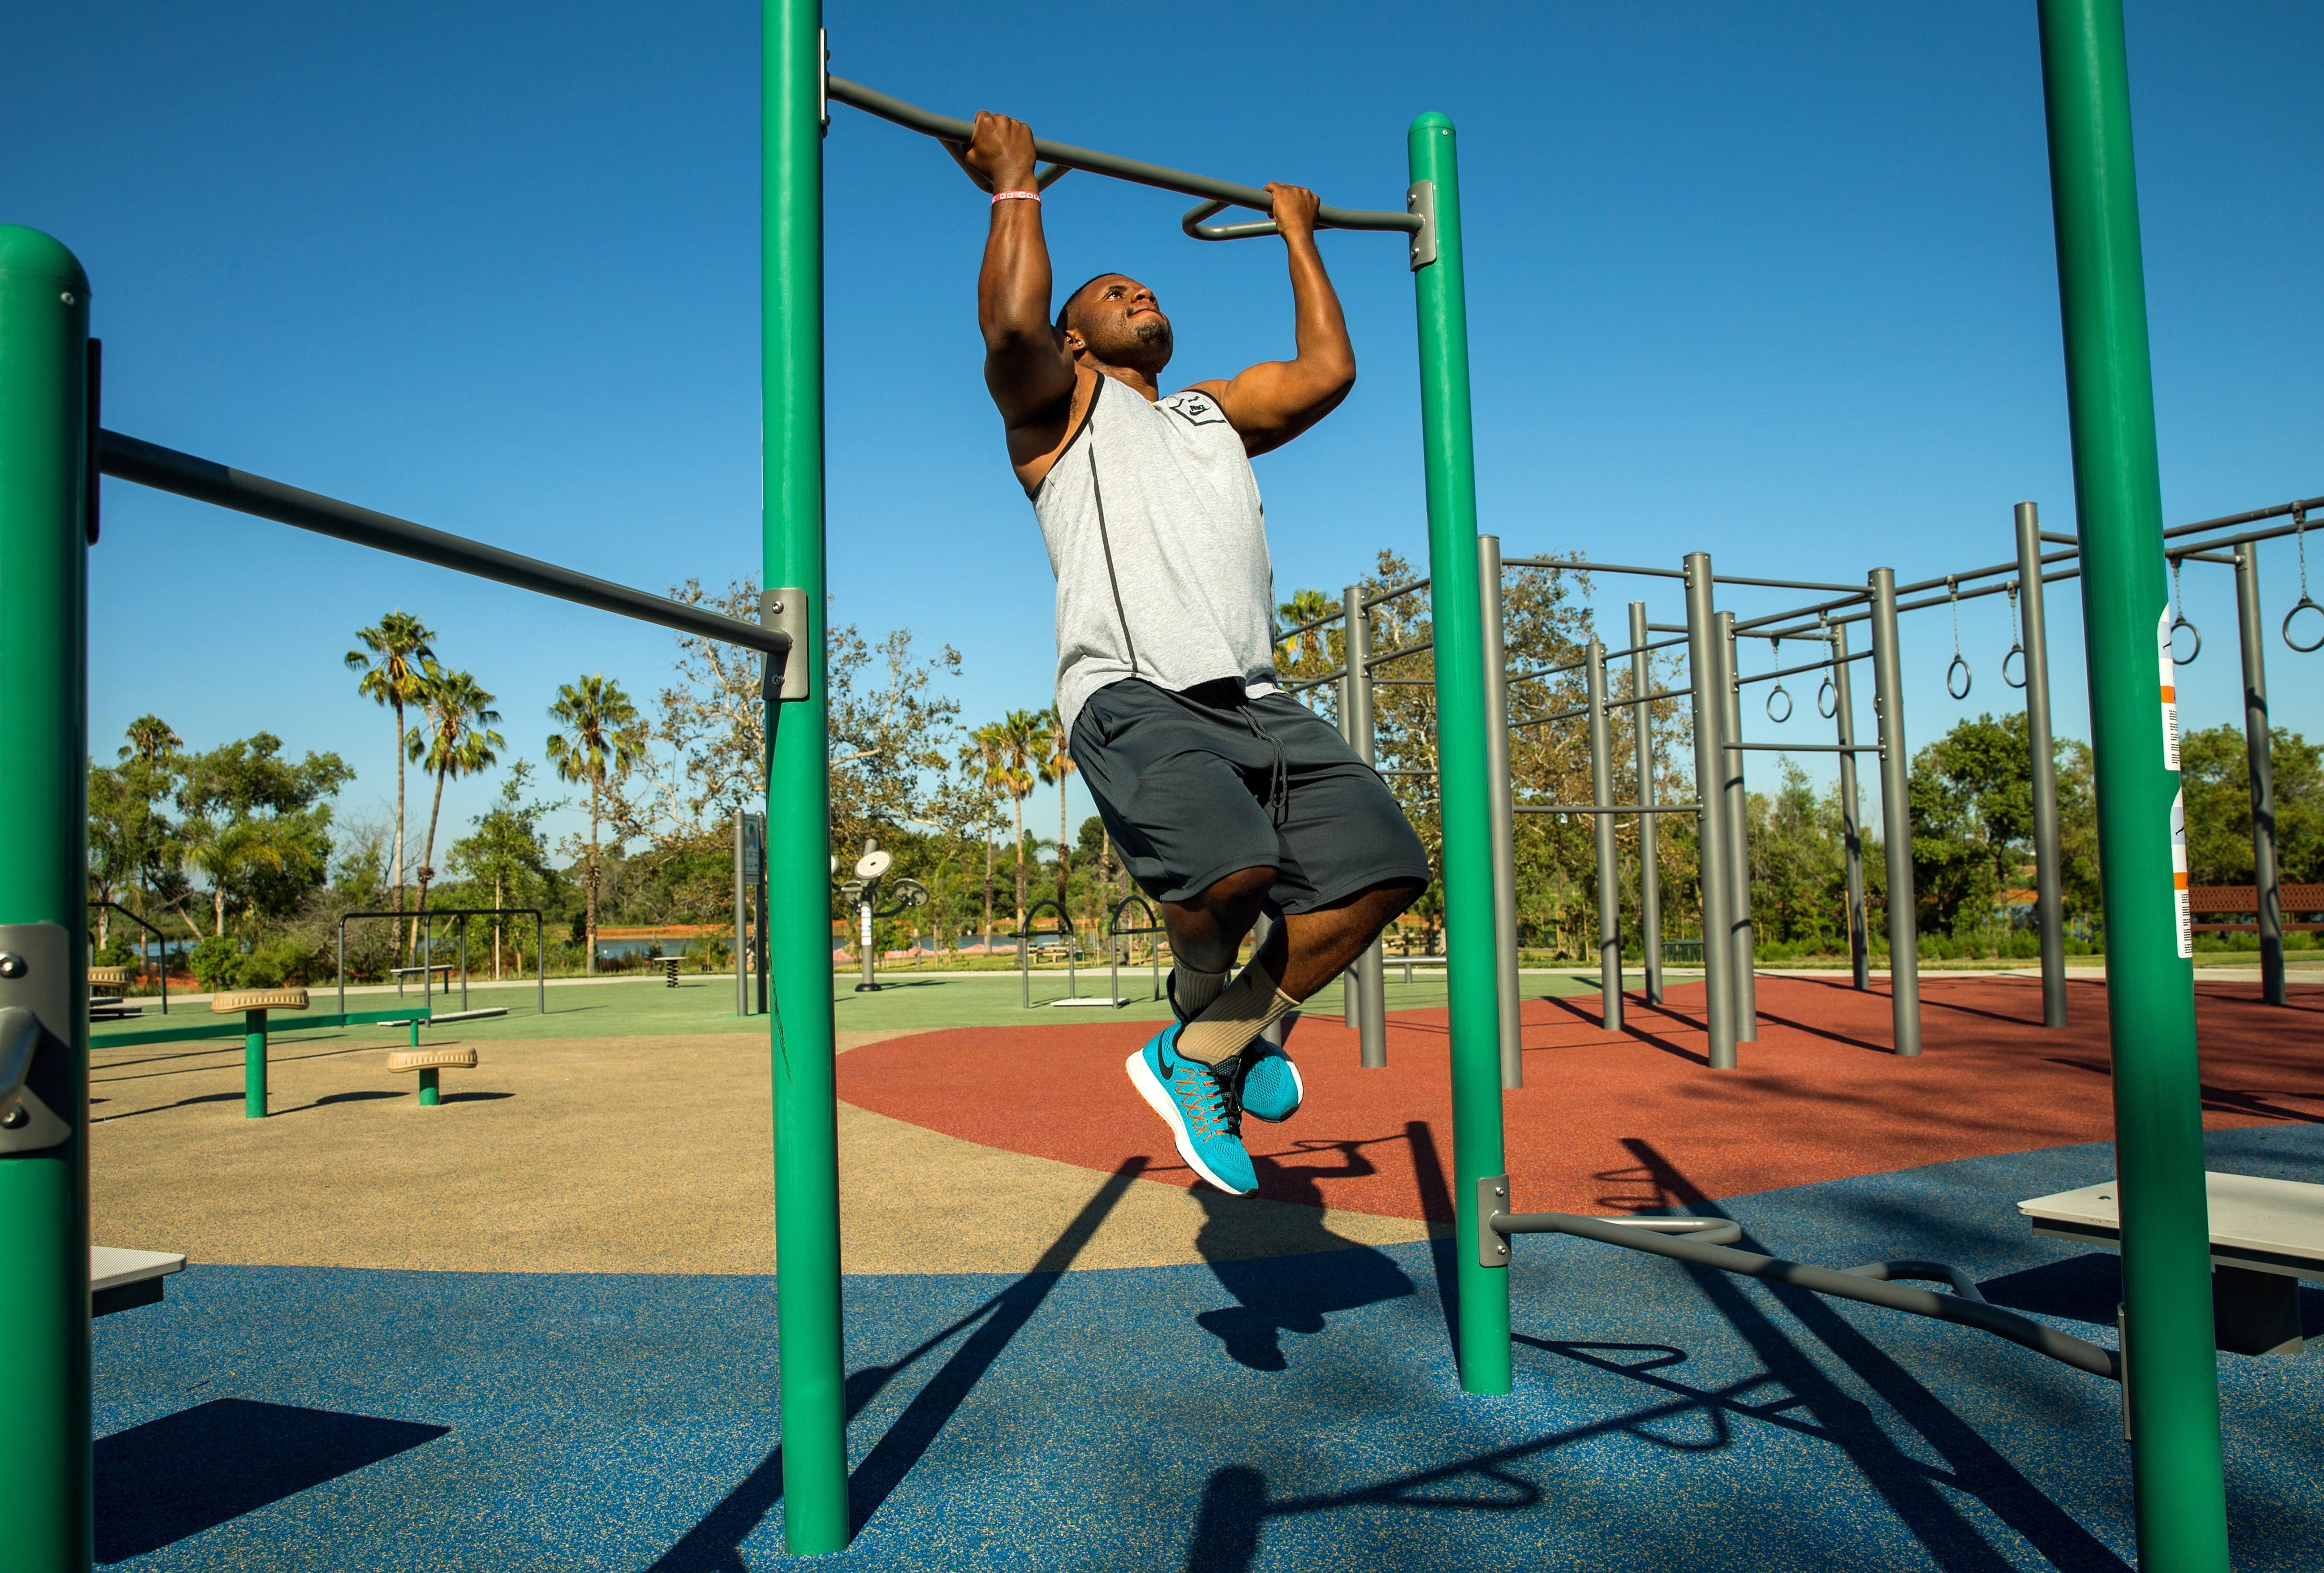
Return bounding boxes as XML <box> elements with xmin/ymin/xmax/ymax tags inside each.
<box><xmin>963</xmin><ymin>111</ymin><xmax>1429</xmax><ymax>1196</ymax></box>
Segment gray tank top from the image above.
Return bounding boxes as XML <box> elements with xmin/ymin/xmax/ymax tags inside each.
<box><xmin>1032</xmin><ymin>376</ymin><xmax>1280</xmax><ymax>736</ymax></box>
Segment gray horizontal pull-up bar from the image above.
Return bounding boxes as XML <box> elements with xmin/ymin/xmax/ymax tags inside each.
<box><xmin>2163</xmin><ymin>516</ymin><xmax>2314</xmax><ymax>562</ymax></box>
<box><xmin>1514</xmin><ymin>685</ymin><xmax>1688</xmax><ymax>730</ymax></box>
<box><xmin>1516</xmin><ymin>802</ymin><xmax>1701</xmax><ymax>815</ymax></box>
<box><xmin>1506</xmin><ymin>556</ymin><xmax>1865</xmax><ymax>596</ymax></box>
<box><xmin>2040</xmin><ymin>531</ymin><xmax>2079</xmax><ymax>545</ymax></box>
<box><xmin>1378</xmin><ymin>767</ymin><xmax>1438</xmax><ymax>778</ymax></box>
<box><xmin>2174</xmin><ymin>550</ymin><xmax>2238</xmax><ymax>566</ymax></box>
<box><xmin>97</xmin><ymin>431</ymin><xmax>793</xmax><ymax>659</ymax></box>
<box><xmin>1735</xmin><ymin>648</ymin><xmax>1870</xmax><ymax>688</ymax></box>
<box><xmin>1484</xmin><ymin>1203</ymin><xmax>2119</xmax><ymax>1381</ymax></box>
<box><xmin>826</xmin><ymin>76</ymin><xmax>1421</xmax><ymax>238</ymax></box>
<box><xmin>1897</xmin><ymin>546</ymin><xmax>2079</xmax><ymax>597</ymax></box>
<box><xmin>1724</xmin><ymin>742</ymin><xmax>1881</xmax><ymax>754</ymax></box>
<box><xmin>2160</xmin><ymin>491</ymin><xmax>2323</xmax><ymax>542</ymax></box>
<box><xmin>1373</xmin><ymin>640</ymin><xmax>1432</xmax><ymax>667</ymax></box>
<box><xmin>1374</xmin><ymin>676</ymin><xmax>1436</xmax><ymax>687</ymax></box>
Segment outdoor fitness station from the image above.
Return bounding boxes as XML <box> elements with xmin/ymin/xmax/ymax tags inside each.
<box><xmin>1283</xmin><ymin>484</ymin><xmax>2317</xmax><ymax>1085</ymax></box>
<box><xmin>0</xmin><ymin>3</ymin><xmax>2264</xmax><ymax>1569</ymax></box>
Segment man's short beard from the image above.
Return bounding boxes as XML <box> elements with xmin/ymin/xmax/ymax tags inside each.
<box><xmin>1131</xmin><ymin>317</ymin><xmax>1171</xmax><ymax>350</ymax></box>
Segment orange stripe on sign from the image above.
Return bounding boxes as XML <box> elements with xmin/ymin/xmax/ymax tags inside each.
<box><xmin>2161</xmin><ymin>684</ymin><xmax>2175</xmax><ymax>703</ymax></box>
<box><xmin>2174</xmin><ymin>873</ymin><xmax>2190</xmax><ymax>890</ymax></box>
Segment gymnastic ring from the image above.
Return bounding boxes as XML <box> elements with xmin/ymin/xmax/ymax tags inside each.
<box><xmin>1766</xmin><ymin>684</ymin><xmax>1793</xmax><ymax>724</ymax></box>
<box><xmin>2287</xmin><ymin>597</ymin><xmax>2324</xmax><ymax>654</ymax></box>
<box><xmin>2002</xmin><ymin>645</ymin><xmax>2027</xmax><ymax>691</ymax></box>
<box><xmin>2169</xmin><ymin>615</ymin><xmax>2201</xmax><ymax>666</ymax></box>
<box><xmin>1816</xmin><ymin>673</ymin><xmax>1838</xmax><ymax>719</ymax></box>
<box><xmin>1946</xmin><ymin>654</ymin><xmax>1972</xmax><ymax>701</ymax></box>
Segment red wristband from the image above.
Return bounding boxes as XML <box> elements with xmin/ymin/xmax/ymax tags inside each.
<box><xmin>991</xmin><ymin>190</ymin><xmax>1041</xmax><ymax>204</ymax></box>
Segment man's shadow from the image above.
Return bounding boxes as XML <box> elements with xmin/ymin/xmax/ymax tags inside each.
<box><xmin>1189</xmin><ymin>1131</ymin><xmax>1415</xmax><ymax>1372</ymax></box>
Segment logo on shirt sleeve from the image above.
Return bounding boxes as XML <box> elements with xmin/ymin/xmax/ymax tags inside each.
<box><xmin>1165</xmin><ymin>392</ymin><xmax>1231</xmax><ymax>427</ymax></box>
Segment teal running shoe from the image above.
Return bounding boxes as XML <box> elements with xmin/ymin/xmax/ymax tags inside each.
<box><xmin>1236</xmin><ymin>1034</ymin><xmax>1304</xmax><ymax>1124</ymax></box>
<box><xmin>1126</xmin><ymin>1025</ymin><xmax>1257</xmax><ymax>1195</ymax></box>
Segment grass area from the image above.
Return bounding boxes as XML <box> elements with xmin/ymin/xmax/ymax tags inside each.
<box><xmin>88</xmin><ymin>968</ymin><xmax>1610</xmax><ymax>1045</ymax></box>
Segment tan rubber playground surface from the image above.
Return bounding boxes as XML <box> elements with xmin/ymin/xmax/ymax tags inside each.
<box><xmin>87</xmin><ymin>1026</ymin><xmax>1428</xmax><ymax>1278</ymax></box>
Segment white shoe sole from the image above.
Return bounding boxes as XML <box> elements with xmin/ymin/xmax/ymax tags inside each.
<box><xmin>1125</xmin><ymin>1049</ymin><xmax>1253</xmax><ymax>1195</ymax></box>
<box><xmin>1243</xmin><ymin>1055</ymin><xmax>1305</xmax><ymax>1123</ymax></box>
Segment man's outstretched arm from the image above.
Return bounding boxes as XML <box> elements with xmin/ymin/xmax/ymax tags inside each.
<box><xmin>964</xmin><ymin>112</ymin><xmax>1075</xmax><ymax>438</ymax></box>
<box><xmin>1197</xmin><ymin>184</ymin><xmax>1357</xmax><ymax>456</ymax></box>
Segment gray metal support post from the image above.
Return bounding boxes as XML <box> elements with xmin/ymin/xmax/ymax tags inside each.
<box><xmin>1714</xmin><ymin>613</ymin><xmax>1757</xmax><ymax>1041</ymax></box>
<box><xmin>1341</xmin><ymin>657</ymin><xmax>1361</xmax><ymax>1031</ymax></box>
<box><xmin>1585</xmin><ymin>637</ymin><xmax>1624</xmax><ymax>1031</ymax></box>
<box><xmin>1628</xmin><ymin>601</ymin><xmax>1663</xmax><ymax>1006</ymax></box>
<box><xmin>734</xmin><ymin>807</ymin><xmax>750</xmax><ymax>1019</ymax></box>
<box><xmin>1345</xmin><ymin>584</ymin><xmax>1387</xmax><ymax>1068</ymax></box>
<box><xmin>1832</xmin><ymin>622</ymin><xmax>1870</xmax><ymax>991</ymax></box>
<box><xmin>2234</xmin><ymin>541</ymin><xmax>2284</xmax><ymax>1005</ymax></box>
<box><xmin>1682</xmin><ymin>555</ymin><xmax>1738</xmax><ymax>1069</ymax></box>
<box><xmin>2017</xmin><ymin>502</ymin><xmax>2069</xmax><ymax>1025</ymax></box>
<box><xmin>1868</xmin><ymin>568</ymin><xmax>1923</xmax><ymax>1055</ymax></box>
<box><xmin>1479</xmin><ymin>537</ymin><xmax>1524</xmax><ymax>1086</ymax></box>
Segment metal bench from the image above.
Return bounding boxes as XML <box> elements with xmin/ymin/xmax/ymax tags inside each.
<box><xmin>2019</xmin><ymin>1172</ymin><xmax>2324</xmax><ymax>1356</ymax></box>
<box><xmin>86</xmin><ymin>964</ymin><xmax>141</xmax><ymax>1021</ymax></box>
<box><xmin>386</xmin><ymin>1044</ymin><xmax>478</xmax><ymax>1107</ymax></box>
<box><xmin>1391</xmin><ymin>954</ymin><xmax>1448</xmax><ymax>986</ymax></box>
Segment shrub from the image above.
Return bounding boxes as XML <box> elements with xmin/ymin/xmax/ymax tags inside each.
<box><xmin>188</xmin><ymin>936</ymin><xmax>242</xmax><ymax>991</ymax></box>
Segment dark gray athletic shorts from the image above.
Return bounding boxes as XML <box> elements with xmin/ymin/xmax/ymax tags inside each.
<box><xmin>1069</xmin><ymin>677</ymin><xmax>1431</xmax><ymax>914</ymax></box>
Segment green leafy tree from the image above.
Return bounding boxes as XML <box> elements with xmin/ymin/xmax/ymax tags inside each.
<box><xmin>2180</xmin><ymin>723</ymin><xmax>2323</xmax><ymax>886</ymax></box>
<box><xmin>1038</xmin><ymin>706</ymin><xmax>1075</xmax><ymax>915</ymax></box>
<box><xmin>346</xmin><ymin>611</ymin><xmax>436</xmax><ymax>942</ymax></box>
<box><xmin>173</xmin><ymin>734</ymin><xmax>353</xmax><ymax>935</ymax></box>
<box><xmin>449</xmin><ymin>759</ymin><xmax>560</xmax><ymax>977</ymax></box>
<box><xmin>405</xmin><ymin>660</ymin><xmax>504</xmax><ymax>932</ymax></box>
<box><xmin>547</xmin><ymin>674</ymin><xmax>645</xmax><ymax>971</ymax></box>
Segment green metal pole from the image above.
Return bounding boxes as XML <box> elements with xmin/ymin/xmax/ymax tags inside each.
<box><xmin>764</xmin><ymin>0</ymin><xmax>848</xmax><ymax>1553</ymax></box>
<box><xmin>0</xmin><ymin>223</ymin><xmax>94</xmax><ymax>1573</ymax></box>
<box><xmin>416</xmin><ymin>1067</ymin><xmax>439</xmax><ymax>1107</ymax></box>
<box><xmin>243</xmin><ymin>1009</ymin><xmax>267</xmax><ymax>1117</ymax></box>
<box><xmin>2034</xmin><ymin>3</ymin><xmax>2229</xmax><ymax>1564</ymax></box>
<box><xmin>1408</xmin><ymin>115</ymin><xmax>1510</xmax><ymax>1395</ymax></box>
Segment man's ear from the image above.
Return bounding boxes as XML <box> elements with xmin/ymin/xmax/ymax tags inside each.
<box><xmin>1059</xmin><ymin>325</ymin><xmax>1084</xmax><ymax>357</ymax></box>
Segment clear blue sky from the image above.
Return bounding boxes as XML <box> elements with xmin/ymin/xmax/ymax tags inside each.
<box><xmin>9</xmin><ymin>1</ymin><xmax>2319</xmax><ymax>860</ymax></box>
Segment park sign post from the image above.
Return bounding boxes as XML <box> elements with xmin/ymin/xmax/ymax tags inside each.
<box><xmin>2035</xmin><ymin>0</ymin><xmax>2229</xmax><ymax>1565</ymax></box>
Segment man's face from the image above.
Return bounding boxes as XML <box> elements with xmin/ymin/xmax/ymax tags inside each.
<box><xmin>1068</xmin><ymin>275</ymin><xmax>1173</xmax><ymax>374</ymax></box>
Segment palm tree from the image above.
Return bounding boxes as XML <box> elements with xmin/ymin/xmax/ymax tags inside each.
<box><xmin>174</xmin><ymin>812</ymin><xmax>281</xmax><ymax>937</ymax></box>
<box><xmin>968</xmin><ymin>725</ymin><xmax>1010</xmax><ymax>950</ymax></box>
<box><xmin>347</xmin><ymin>612</ymin><xmax>436</xmax><ymax>953</ymax></box>
<box><xmin>1277</xmin><ymin>587</ymin><xmax>1336</xmax><ymax>669</ymax></box>
<box><xmin>547</xmin><ymin>674</ymin><xmax>644</xmax><ymax>973</ymax></box>
<box><xmin>986</xmin><ymin>709</ymin><xmax>1046</xmax><ymax>936</ymax></box>
<box><xmin>406</xmin><ymin>661</ymin><xmax>504</xmax><ymax>940</ymax></box>
<box><xmin>120</xmin><ymin>714</ymin><xmax>182</xmax><ymax>765</ymax></box>
<box><xmin>1038</xmin><ymin>706</ymin><xmax>1075</xmax><ymax>917</ymax></box>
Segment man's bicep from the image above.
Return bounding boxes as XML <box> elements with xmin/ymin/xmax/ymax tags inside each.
<box><xmin>1207</xmin><ymin>362</ymin><xmax>1334</xmax><ymax>455</ymax></box>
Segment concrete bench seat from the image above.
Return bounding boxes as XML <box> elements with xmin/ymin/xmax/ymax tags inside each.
<box><xmin>2019</xmin><ymin>1171</ymin><xmax>2324</xmax><ymax>1356</ymax></box>
<box><xmin>92</xmin><ymin>1245</ymin><xmax>185</xmax><ymax>1318</ymax></box>
<box><xmin>387</xmin><ymin>1044</ymin><xmax>478</xmax><ymax>1106</ymax></box>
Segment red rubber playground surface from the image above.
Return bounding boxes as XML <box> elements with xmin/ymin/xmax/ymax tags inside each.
<box><xmin>839</xmin><ymin>973</ymin><xmax>2324</xmax><ymax>1217</ymax></box>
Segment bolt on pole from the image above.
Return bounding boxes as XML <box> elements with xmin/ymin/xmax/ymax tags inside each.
<box><xmin>2016</xmin><ymin>502</ymin><xmax>2069</xmax><ymax>1026</ymax></box>
<box><xmin>1832</xmin><ymin>622</ymin><xmax>1870</xmax><ymax>992</ymax></box>
<box><xmin>1409</xmin><ymin>111</ymin><xmax>1511</xmax><ymax>1394</ymax></box>
<box><xmin>1714</xmin><ymin>613</ymin><xmax>1757</xmax><ymax>1041</ymax></box>
<box><xmin>1682</xmin><ymin>555</ymin><xmax>1738</xmax><ymax>1070</ymax></box>
<box><xmin>0</xmin><ymin>223</ymin><xmax>95</xmax><ymax>1573</ymax></box>
<box><xmin>1867</xmin><ymin>568</ymin><xmax>1922</xmax><ymax>1055</ymax></box>
<box><xmin>2037</xmin><ymin>1</ymin><xmax>2229</xmax><ymax>1559</ymax></box>
<box><xmin>764</xmin><ymin>0</ymin><xmax>849</xmax><ymax>1554</ymax></box>
<box><xmin>1478</xmin><ymin>536</ymin><xmax>1524</xmax><ymax>1087</ymax></box>
<box><xmin>2232</xmin><ymin>542</ymin><xmax>2284</xmax><ymax>1006</ymax></box>
<box><xmin>1628</xmin><ymin>602</ymin><xmax>1664</xmax><ymax>1007</ymax></box>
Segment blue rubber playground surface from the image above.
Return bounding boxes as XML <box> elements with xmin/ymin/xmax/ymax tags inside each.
<box><xmin>93</xmin><ymin>1124</ymin><xmax>2324</xmax><ymax>1571</ymax></box>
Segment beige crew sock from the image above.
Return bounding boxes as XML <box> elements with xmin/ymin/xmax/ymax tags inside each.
<box><xmin>1170</xmin><ymin>962</ymin><xmax>1228</xmax><ymax>1019</ymax></box>
<box><xmin>1174</xmin><ymin>963</ymin><xmax>1301</xmax><ymax>1065</ymax></box>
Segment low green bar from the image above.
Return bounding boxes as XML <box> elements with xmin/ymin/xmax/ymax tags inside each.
<box><xmin>243</xmin><ymin>1009</ymin><xmax>267</xmax><ymax>1118</ymax></box>
<box><xmin>94</xmin><ymin>1008</ymin><xmax>419</xmax><ymax>1051</ymax></box>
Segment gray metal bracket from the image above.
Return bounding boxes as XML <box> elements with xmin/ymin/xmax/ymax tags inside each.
<box><xmin>0</xmin><ymin>923</ymin><xmax>75</xmax><ymax>1154</ymax></box>
<box><xmin>762</xmin><ymin>587</ymin><xmax>810</xmax><ymax>702</ymax></box>
<box><xmin>1406</xmin><ymin>181</ymin><xmax>1439</xmax><ymax>271</ymax></box>
<box><xmin>1477</xmin><ymin>1173</ymin><xmax>1511</xmax><ymax>1269</ymax></box>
